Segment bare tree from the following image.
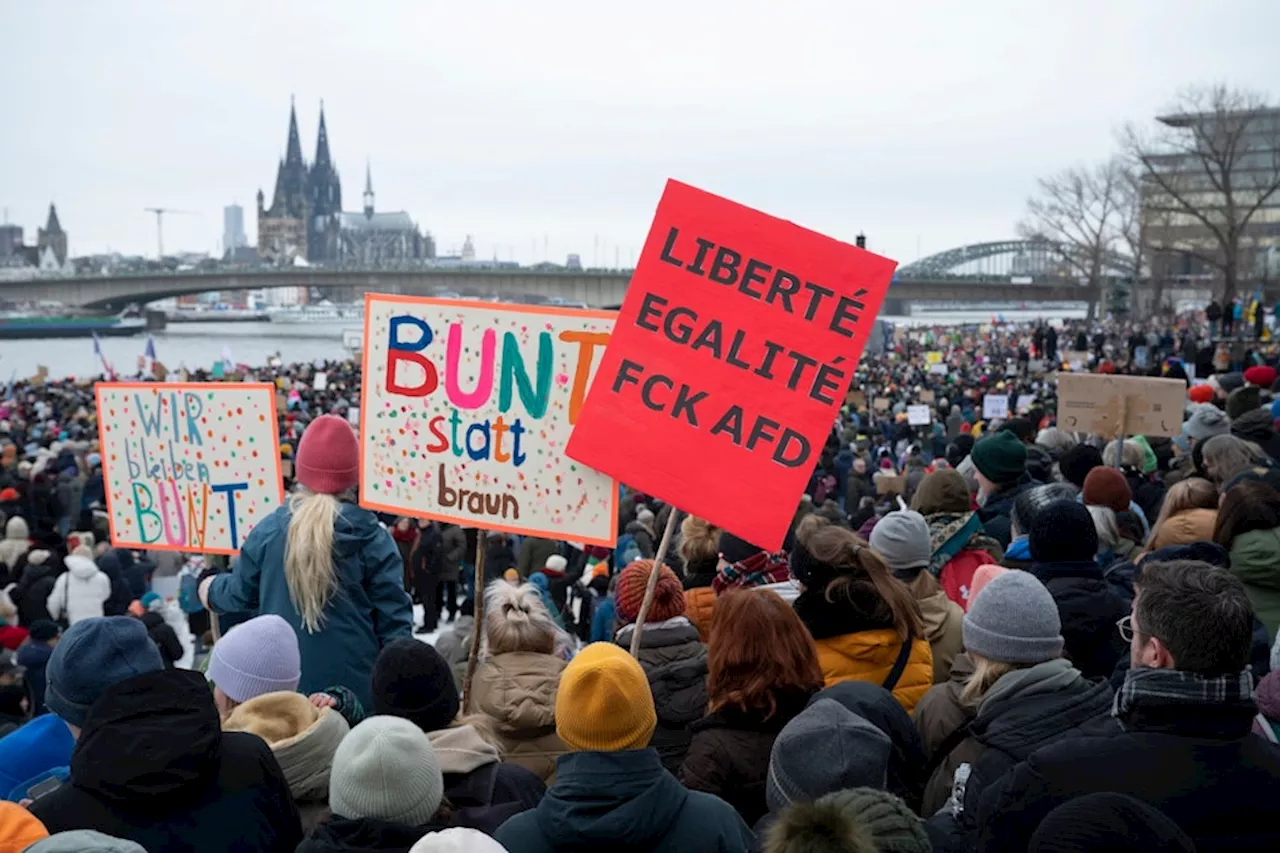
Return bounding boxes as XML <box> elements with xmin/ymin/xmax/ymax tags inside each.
<box><xmin>1017</xmin><ymin>157</ymin><xmax>1129</xmax><ymax>318</ymax></box>
<box><xmin>1114</xmin><ymin>162</ymin><xmax>1151</xmax><ymax>309</ymax></box>
<box><xmin>1122</xmin><ymin>84</ymin><xmax>1280</xmax><ymax>305</ymax></box>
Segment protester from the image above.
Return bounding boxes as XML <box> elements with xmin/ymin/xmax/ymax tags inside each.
<box><xmin>1214</xmin><ymin>480</ymin><xmax>1280</xmax><ymax>638</ymax></box>
<box><xmin>0</xmin><ymin>516</ymin><xmax>30</xmax><ymax>572</ymax></box>
<box><xmin>494</xmin><ymin>642</ymin><xmax>753</xmax><ymax>853</ymax></box>
<box><xmin>679</xmin><ymin>514</ymin><xmax>720</xmax><ymax>641</ymax></box>
<box><xmin>976</xmin><ymin>560</ymin><xmax>1280</xmax><ymax>852</ymax></box>
<box><xmin>29</xmin><ymin>617</ymin><xmax>303</xmax><ymax>851</ymax></box>
<box><xmin>909</xmin><ymin>468</ymin><xmax>1003</xmax><ymax>607</ymax></box>
<box><xmin>612</xmin><ymin>558</ymin><xmax>708</xmax><ymax>773</ymax></box>
<box><xmin>16</xmin><ymin>619</ymin><xmax>59</xmax><ymax>717</ymax></box>
<box><xmin>207</xmin><ymin>613</ymin><xmax>303</xmax><ymax>717</ymax></box>
<box><xmin>790</xmin><ymin>516</ymin><xmax>932</xmax><ymax>711</ymax></box>
<box><xmin>45</xmin><ymin>549</ymin><xmax>110</xmax><ymax>626</ymax></box>
<box><xmin>1025</xmin><ymin>499</ymin><xmax>1129</xmax><ymax>679</ymax></box>
<box><xmin>371</xmin><ymin>639</ymin><xmax>545</xmax><ymax>833</ymax></box>
<box><xmin>11</xmin><ymin>549</ymin><xmax>58</xmax><ymax>626</ymax></box>
<box><xmin>870</xmin><ymin>510</ymin><xmax>964</xmax><ymax>683</ymax></box>
<box><xmin>0</xmin><ymin>801</ymin><xmax>48</xmax><ymax>851</ymax></box>
<box><xmin>714</xmin><ymin>531</ymin><xmax>794</xmax><ymax>599</ymax></box>
<box><xmin>679</xmin><ymin>589</ymin><xmax>823</xmax><ymax>825</ymax></box>
<box><xmin>1145</xmin><ymin>476</ymin><xmax>1219</xmax><ymax>550</ymax></box>
<box><xmin>470</xmin><ymin>582</ymin><xmax>568</xmax><ymax>784</ymax></box>
<box><xmin>1027</xmin><ymin>793</ymin><xmax>1196</xmax><ymax>853</ymax></box>
<box><xmin>1002</xmin><ymin>482</ymin><xmax>1078</xmax><ymax>570</ymax></box>
<box><xmin>972</xmin><ymin>430</ymin><xmax>1037</xmax><ymax>548</ymax></box>
<box><xmin>766</xmin><ymin>788</ymin><xmax>932</xmax><ymax>853</ymax></box>
<box><xmin>201</xmin><ymin>414</ymin><xmax>413</xmax><ymax>708</ymax></box>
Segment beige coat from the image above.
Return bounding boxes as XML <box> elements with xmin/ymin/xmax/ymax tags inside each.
<box><xmin>470</xmin><ymin>650</ymin><xmax>568</xmax><ymax>784</ymax></box>
<box><xmin>913</xmin><ymin>653</ymin><xmax>981</xmax><ymax>816</ymax></box>
<box><xmin>918</xmin><ymin>589</ymin><xmax>964</xmax><ymax>685</ymax></box>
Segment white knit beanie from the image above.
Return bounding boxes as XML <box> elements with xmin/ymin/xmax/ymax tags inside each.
<box><xmin>330</xmin><ymin>716</ymin><xmax>444</xmax><ymax>828</ymax></box>
<box><xmin>409</xmin><ymin>827</ymin><xmax>509</xmax><ymax>852</ymax></box>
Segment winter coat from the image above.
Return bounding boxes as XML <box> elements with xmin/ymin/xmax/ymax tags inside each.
<box><xmin>1148</xmin><ymin>508</ymin><xmax>1218</xmax><ymax>551</ymax></box>
<box><xmin>92</xmin><ymin>550</ymin><xmax>136</xmax><ymax>617</ymax></box>
<box><xmin>0</xmin><ymin>710</ymin><xmax>75</xmax><ymax>801</ymax></box>
<box><xmin>1227</xmin><ymin>527</ymin><xmax>1280</xmax><ymax>639</ymax></box>
<box><xmin>206</xmin><ymin>502</ymin><xmax>413</xmax><ymax>709</ymax></box>
<box><xmin>471</xmin><ymin>650</ymin><xmax>569</xmax><ymax>784</ymax></box>
<box><xmin>30</xmin><ymin>669</ymin><xmax>303</xmax><ymax>853</ymax></box>
<box><xmin>915</xmin><ymin>653</ymin><xmax>978</xmax><ymax>815</ymax></box>
<box><xmin>223</xmin><ymin>690</ymin><xmax>351</xmax><ymax>833</ymax></box>
<box><xmin>139</xmin><ymin>611</ymin><xmax>183</xmax><ymax>668</ymax></box>
<box><xmin>0</xmin><ymin>516</ymin><xmax>29</xmax><ymax>570</ymax></box>
<box><xmin>16</xmin><ymin>640</ymin><xmax>53</xmax><ymax>716</ymax></box>
<box><xmin>975</xmin><ymin>674</ymin><xmax>1280</xmax><ymax>853</ymax></box>
<box><xmin>624</xmin><ymin>519</ymin><xmax>657</xmax><ymax>560</ymax></box>
<box><xmin>1000</xmin><ymin>536</ymin><xmax>1034</xmax><ymax>570</ymax></box>
<box><xmin>927</xmin><ymin>659</ymin><xmax>1116</xmax><ymax>845</ymax></box>
<box><xmin>297</xmin><ymin>817</ymin><xmax>451</xmax><ymax>853</ymax></box>
<box><xmin>46</xmin><ymin>555</ymin><xmax>111</xmax><ymax>625</ymax></box>
<box><xmin>918</xmin><ymin>589</ymin><xmax>963</xmax><ymax>684</ymax></box>
<box><xmin>439</xmin><ymin>525</ymin><xmax>466</xmax><ymax>582</ymax></box>
<box><xmin>793</xmin><ymin>587</ymin><xmax>933</xmax><ymax>713</ymax></box>
<box><xmin>679</xmin><ymin>689</ymin><xmax>814</xmax><ymax>826</ymax></box>
<box><xmin>517</xmin><ymin>537</ymin><xmax>561</xmax><ymax>579</ymax></box>
<box><xmin>976</xmin><ymin>476</ymin><xmax>1040</xmax><ymax>549</ymax></box>
<box><xmin>12</xmin><ymin>559</ymin><xmax>58</xmax><ymax>626</ymax></box>
<box><xmin>495</xmin><ymin>749</ymin><xmax>753</xmax><ymax>853</ymax></box>
<box><xmin>427</xmin><ymin>723</ymin><xmax>546</xmax><ymax>834</ymax></box>
<box><xmin>614</xmin><ymin>617</ymin><xmax>709</xmax><ymax>773</ymax></box>
<box><xmin>1027</xmin><ymin>559</ymin><xmax>1129</xmax><ymax>680</ymax></box>
<box><xmin>684</xmin><ymin>584</ymin><xmax>716</xmax><ymax>642</ymax></box>
<box><xmin>435</xmin><ymin>615</ymin><xmax>474</xmax><ymax>671</ymax></box>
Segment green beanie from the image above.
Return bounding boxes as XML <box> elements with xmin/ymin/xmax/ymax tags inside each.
<box><xmin>971</xmin><ymin>430</ymin><xmax>1027</xmax><ymax>484</ymax></box>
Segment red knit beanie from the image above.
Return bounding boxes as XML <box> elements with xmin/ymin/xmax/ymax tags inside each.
<box><xmin>1245</xmin><ymin>365</ymin><xmax>1277</xmax><ymax>388</ymax></box>
<box><xmin>1187</xmin><ymin>384</ymin><xmax>1215</xmax><ymax>404</ymax></box>
<box><xmin>295</xmin><ymin>414</ymin><xmax>359</xmax><ymax>494</ymax></box>
<box><xmin>615</xmin><ymin>560</ymin><xmax>686</xmax><ymax>625</ymax></box>
<box><xmin>1082</xmin><ymin>467</ymin><xmax>1131</xmax><ymax>513</ymax></box>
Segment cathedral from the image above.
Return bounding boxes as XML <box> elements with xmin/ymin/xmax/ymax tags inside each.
<box><xmin>257</xmin><ymin>101</ymin><xmax>432</xmax><ymax>265</ymax></box>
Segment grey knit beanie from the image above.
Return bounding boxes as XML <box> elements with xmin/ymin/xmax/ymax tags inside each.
<box><xmin>766</xmin><ymin>699</ymin><xmax>892</xmax><ymax>814</ymax></box>
<box><xmin>330</xmin><ymin>716</ymin><xmax>444</xmax><ymax>827</ymax></box>
<box><xmin>1183</xmin><ymin>405</ymin><xmax>1230</xmax><ymax>443</ymax></box>
<box><xmin>963</xmin><ymin>571</ymin><xmax>1064</xmax><ymax>664</ymax></box>
<box><xmin>868</xmin><ymin>511</ymin><xmax>932</xmax><ymax>580</ymax></box>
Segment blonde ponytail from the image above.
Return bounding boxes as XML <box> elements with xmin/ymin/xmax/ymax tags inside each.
<box><xmin>285</xmin><ymin>488</ymin><xmax>341</xmax><ymax>632</ymax></box>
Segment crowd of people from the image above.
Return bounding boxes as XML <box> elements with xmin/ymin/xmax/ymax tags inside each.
<box><xmin>0</xmin><ymin>310</ymin><xmax>1277</xmax><ymax>851</ymax></box>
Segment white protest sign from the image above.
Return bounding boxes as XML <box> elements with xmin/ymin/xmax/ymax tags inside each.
<box><xmin>929</xmin><ymin>363</ymin><xmax>948</xmax><ymax>375</ymax></box>
<box><xmin>983</xmin><ymin>394</ymin><xmax>1010</xmax><ymax>420</ymax></box>
<box><xmin>907</xmin><ymin>404</ymin><xmax>932</xmax><ymax>426</ymax></box>
<box><xmin>313</xmin><ymin>371</ymin><xmax>328</xmax><ymax>391</ymax></box>
<box><xmin>1016</xmin><ymin>394</ymin><xmax>1037</xmax><ymax>415</ymax></box>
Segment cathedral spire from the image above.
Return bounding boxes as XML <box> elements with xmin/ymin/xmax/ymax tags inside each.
<box><xmin>285</xmin><ymin>96</ymin><xmax>304</xmax><ymax>167</ymax></box>
<box><xmin>363</xmin><ymin>160</ymin><xmax>375</xmax><ymax>218</ymax></box>
<box><xmin>45</xmin><ymin>203</ymin><xmax>62</xmax><ymax>234</ymax></box>
<box><xmin>314</xmin><ymin>100</ymin><xmax>332</xmax><ymax>168</ymax></box>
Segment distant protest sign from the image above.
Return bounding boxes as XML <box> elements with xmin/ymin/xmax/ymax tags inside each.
<box><xmin>565</xmin><ymin>180</ymin><xmax>896</xmax><ymax>549</ymax></box>
<box><xmin>1016</xmin><ymin>394</ymin><xmax>1037</xmax><ymax>414</ymax></box>
<box><xmin>360</xmin><ymin>294</ymin><xmax>619</xmax><ymax>546</ymax></box>
<box><xmin>1055</xmin><ymin>374</ymin><xmax>1186</xmax><ymax>438</ymax></box>
<box><xmin>919</xmin><ymin>389</ymin><xmax>936</xmax><ymax>404</ymax></box>
<box><xmin>925</xmin><ymin>351</ymin><xmax>943</xmax><ymax>365</ymax></box>
<box><xmin>95</xmin><ymin>383</ymin><xmax>284</xmax><ymax>555</ymax></box>
<box><xmin>928</xmin><ymin>362</ymin><xmax>948</xmax><ymax>375</ymax></box>
<box><xmin>846</xmin><ymin>388</ymin><xmax>866</xmax><ymax>408</ymax></box>
<box><xmin>907</xmin><ymin>404</ymin><xmax>932</xmax><ymax>426</ymax></box>
<box><xmin>876</xmin><ymin>475</ymin><xmax>906</xmax><ymax>496</ymax></box>
<box><xmin>983</xmin><ymin>394</ymin><xmax>1009</xmax><ymax>420</ymax></box>
<box><xmin>874</xmin><ymin>396</ymin><xmax>891</xmax><ymax>412</ymax></box>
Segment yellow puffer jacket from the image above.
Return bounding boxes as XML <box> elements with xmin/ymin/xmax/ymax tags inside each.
<box><xmin>684</xmin><ymin>586</ymin><xmax>717</xmax><ymax>643</ymax></box>
<box><xmin>813</xmin><ymin>629</ymin><xmax>934</xmax><ymax>714</ymax></box>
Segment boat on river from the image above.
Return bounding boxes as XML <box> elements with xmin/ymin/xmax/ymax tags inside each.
<box><xmin>0</xmin><ymin>312</ymin><xmax>146</xmax><ymax>339</ymax></box>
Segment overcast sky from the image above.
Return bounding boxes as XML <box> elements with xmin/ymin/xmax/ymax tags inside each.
<box><xmin>3</xmin><ymin>1</ymin><xmax>1277</xmax><ymax>268</ymax></box>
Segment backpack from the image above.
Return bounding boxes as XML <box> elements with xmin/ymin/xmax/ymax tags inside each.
<box><xmin>615</xmin><ymin>534</ymin><xmax>641</xmax><ymax>568</ymax></box>
<box><xmin>178</xmin><ymin>562</ymin><xmax>205</xmax><ymax>615</ymax></box>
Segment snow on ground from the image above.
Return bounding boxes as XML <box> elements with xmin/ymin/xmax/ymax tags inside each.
<box><xmin>412</xmin><ymin>603</ymin><xmax>443</xmax><ymax>647</ymax></box>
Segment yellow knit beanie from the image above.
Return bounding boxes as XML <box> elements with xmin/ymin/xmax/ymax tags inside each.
<box><xmin>555</xmin><ymin>642</ymin><xmax>656</xmax><ymax>752</ymax></box>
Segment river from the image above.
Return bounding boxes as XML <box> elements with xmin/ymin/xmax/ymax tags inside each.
<box><xmin>4</xmin><ymin>307</ymin><xmax>1090</xmax><ymax>381</ymax></box>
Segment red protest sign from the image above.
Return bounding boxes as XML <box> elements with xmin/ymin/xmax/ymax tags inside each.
<box><xmin>565</xmin><ymin>180</ymin><xmax>896</xmax><ymax>549</ymax></box>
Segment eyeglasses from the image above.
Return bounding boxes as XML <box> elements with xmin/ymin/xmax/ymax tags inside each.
<box><xmin>1117</xmin><ymin>614</ymin><xmax>1135</xmax><ymax>642</ymax></box>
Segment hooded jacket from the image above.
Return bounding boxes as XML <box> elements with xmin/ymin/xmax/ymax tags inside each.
<box><xmin>93</xmin><ymin>550</ymin><xmax>137</xmax><ymax>618</ymax></box>
<box><xmin>1227</xmin><ymin>527</ymin><xmax>1280</xmax><ymax>639</ymax></box>
<box><xmin>470</xmin><ymin>650</ymin><xmax>569</xmax><ymax>784</ymax></box>
<box><xmin>0</xmin><ymin>516</ymin><xmax>30</xmax><ymax>570</ymax></box>
<box><xmin>494</xmin><ymin>749</ymin><xmax>753</xmax><ymax>853</ymax></box>
<box><xmin>205</xmin><ymin>502</ymin><xmax>414</xmax><ymax>709</ymax></box>
<box><xmin>1148</xmin><ymin>508</ymin><xmax>1218</xmax><ymax>551</ymax></box>
<box><xmin>12</xmin><ymin>555</ymin><xmax>58</xmax><ymax>626</ymax></box>
<box><xmin>223</xmin><ymin>690</ymin><xmax>351</xmax><ymax>833</ymax></box>
<box><xmin>976</xmin><ymin>475</ymin><xmax>1040</xmax><ymax>549</ymax></box>
<box><xmin>30</xmin><ymin>669</ymin><xmax>303</xmax><ymax>853</ymax></box>
<box><xmin>614</xmin><ymin>617</ymin><xmax>709</xmax><ymax>774</ymax></box>
<box><xmin>1026</xmin><ymin>559</ymin><xmax>1129</xmax><ymax>680</ymax></box>
<box><xmin>46</xmin><ymin>555</ymin><xmax>111</xmax><ymax>625</ymax></box>
<box><xmin>428</xmin><ymin>723</ymin><xmax>546</xmax><ymax>834</ymax></box>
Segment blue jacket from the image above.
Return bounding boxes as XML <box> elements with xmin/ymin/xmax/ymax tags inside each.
<box><xmin>0</xmin><ymin>713</ymin><xmax>74</xmax><ymax>801</ymax></box>
<box><xmin>496</xmin><ymin>749</ymin><xmax>752</xmax><ymax>853</ymax></box>
<box><xmin>206</xmin><ymin>502</ymin><xmax>413</xmax><ymax>708</ymax></box>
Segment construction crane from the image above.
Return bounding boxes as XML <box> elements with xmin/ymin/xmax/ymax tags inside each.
<box><xmin>143</xmin><ymin>207</ymin><xmax>196</xmax><ymax>258</ymax></box>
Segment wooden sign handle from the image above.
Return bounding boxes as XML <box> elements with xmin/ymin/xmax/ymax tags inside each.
<box><xmin>629</xmin><ymin>507</ymin><xmax>682</xmax><ymax>657</ymax></box>
<box><xmin>461</xmin><ymin>529</ymin><xmax>489</xmax><ymax>713</ymax></box>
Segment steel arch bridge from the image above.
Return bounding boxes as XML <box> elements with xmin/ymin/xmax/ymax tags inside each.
<box><xmin>895</xmin><ymin>240</ymin><xmax>1134</xmax><ymax>281</ymax></box>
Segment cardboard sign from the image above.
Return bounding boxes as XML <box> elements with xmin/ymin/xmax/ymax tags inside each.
<box><xmin>1027</xmin><ymin>359</ymin><xmax>1046</xmax><ymax>374</ymax></box>
<box><xmin>907</xmin><ymin>404</ymin><xmax>932</xmax><ymax>425</ymax></box>
<box><xmin>94</xmin><ymin>383</ymin><xmax>284</xmax><ymax>554</ymax></box>
<box><xmin>360</xmin><ymin>294</ymin><xmax>619</xmax><ymax>546</ymax></box>
<box><xmin>928</xmin><ymin>362</ymin><xmax>948</xmax><ymax>375</ymax></box>
<box><xmin>564</xmin><ymin>180</ymin><xmax>896</xmax><ymax>550</ymax></box>
<box><xmin>919</xmin><ymin>389</ymin><xmax>936</xmax><ymax>404</ymax></box>
<box><xmin>874</xmin><ymin>397</ymin><xmax>891</xmax><ymax>412</ymax></box>
<box><xmin>1055</xmin><ymin>374</ymin><xmax>1186</xmax><ymax>438</ymax></box>
<box><xmin>983</xmin><ymin>394</ymin><xmax>1010</xmax><ymax>420</ymax></box>
<box><xmin>846</xmin><ymin>388</ymin><xmax>866</xmax><ymax>408</ymax></box>
<box><xmin>1016</xmin><ymin>394</ymin><xmax>1037</xmax><ymax>414</ymax></box>
<box><xmin>876</xmin><ymin>474</ymin><xmax>905</xmax><ymax>495</ymax></box>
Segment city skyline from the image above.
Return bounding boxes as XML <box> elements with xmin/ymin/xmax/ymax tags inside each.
<box><xmin>3</xmin><ymin>1</ymin><xmax>1279</xmax><ymax>268</ymax></box>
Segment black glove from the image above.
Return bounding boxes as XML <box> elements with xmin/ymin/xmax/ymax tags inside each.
<box><xmin>196</xmin><ymin>564</ymin><xmax>228</xmax><ymax>588</ymax></box>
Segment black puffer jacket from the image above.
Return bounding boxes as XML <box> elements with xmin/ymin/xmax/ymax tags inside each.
<box><xmin>1027</xmin><ymin>559</ymin><xmax>1129</xmax><ymax>680</ymax></box>
<box><xmin>12</xmin><ymin>560</ymin><xmax>58</xmax><ymax>625</ymax></box>
<box><xmin>616</xmin><ymin>618</ymin><xmax>708</xmax><ymax>774</ymax></box>
<box><xmin>30</xmin><ymin>669</ymin><xmax>303</xmax><ymax>853</ymax></box>
<box><xmin>977</xmin><ymin>476</ymin><xmax>1041</xmax><ymax>549</ymax></box>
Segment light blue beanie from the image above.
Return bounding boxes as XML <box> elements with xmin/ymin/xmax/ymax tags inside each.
<box><xmin>207</xmin><ymin>614</ymin><xmax>301</xmax><ymax>703</ymax></box>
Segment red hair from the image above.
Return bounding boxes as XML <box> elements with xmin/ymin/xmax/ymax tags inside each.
<box><xmin>706</xmin><ymin>590</ymin><xmax>824</xmax><ymax>718</ymax></box>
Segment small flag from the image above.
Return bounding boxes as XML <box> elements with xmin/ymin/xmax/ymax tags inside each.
<box><xmin>92</xmin><ymin>332</ymin><xmax>116</xmax><ymax>381</ymax></box>
<box><xmin>144</xmin><ymin>334</ymin><xmax>157</xmax><ymax>361</ymax></box>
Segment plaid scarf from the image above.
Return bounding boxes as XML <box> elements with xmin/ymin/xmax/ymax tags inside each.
<box><xmin>1113</xmin><ymin>666</ymin><xmax>1255</xmax><ymax>730</ymax></box>
<box><xmin>713</xmin><ymin>550</ymin><xmax>791</xmax><ymax>595</ymax></box>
